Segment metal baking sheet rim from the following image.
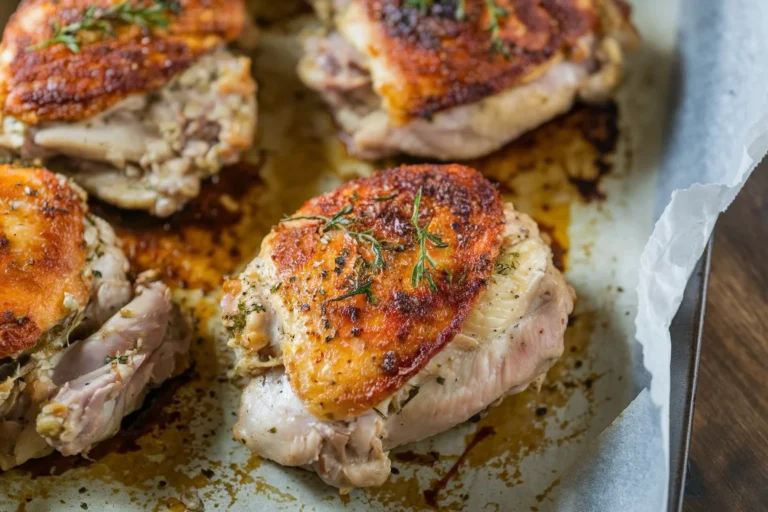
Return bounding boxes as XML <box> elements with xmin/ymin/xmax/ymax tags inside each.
<box><xmin>667</xmin><ymin>239</ymin><xmax>711</xmax><ymax>512</ymax></box>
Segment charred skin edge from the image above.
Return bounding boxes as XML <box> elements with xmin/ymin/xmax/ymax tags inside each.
<box><xmin>0</xmin><ymin>165</ymin><xmax>91</xmax><ymax>360</ymax></box>
<box><xmin>347</xmin><ymin>0</ymin><xmax>635</xmax><ymax>122</ymax></box>
<box><xmin>0</xmin><ymin>0</ymin><xmax>247</xmax><ymax>125</ymax></box>
<box><xmin>225</xmin><ymin>164</ymin><xmax>506</xmax><ymax>420</ymax></box>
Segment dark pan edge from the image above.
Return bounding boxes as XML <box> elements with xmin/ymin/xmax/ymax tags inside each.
<box><xmin>667</xmin><ymin>237</ymin><xmax>712</xmax><ymax>511</ymax></box>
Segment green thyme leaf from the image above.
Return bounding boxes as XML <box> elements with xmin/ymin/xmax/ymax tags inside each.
<box><xmin>404</xmin><ymin>0</ymin><xmax>508</xmax><ymax>58</ymax></box>
<box><xmin>454</xmin><ymin>0</ymin><xmax>467</xmax><ymax>19</ymax></box>
<box><xmin>374</xmin><ymin>192</ymin><xmax>399</xmax><ymax>202</ymax></box>
<box><xmin>399</xmin><ymin>385</ymin><xmax>420</xmax><ymax>411</ymax></box>
<box><xmin>484</xmin><ymin>0</ymin><xmax>510</xmax><ymax>58</ymax></box>
<box><xmin>405</xmin><ymin>0</ymin><xmax>432</xmax><ymax>14</ymax></box>
<box><xmin>27</xmin><ymin>1</ymin><xmax>181</xmax><ymax>54</ymax></box>
<box><xmin>329</xmin><ymin>280</ymin><xmax>379</xmax><ymax>305</ymax></box>
<box><xmin>283</xmin><ymin>205</ymin><xmax>389</xmax><ymax>271</ymax></box>
<box><xmin>410</xmin><ymin>188</ymin><xmax>449</xmax><ymax>292</ymax></box>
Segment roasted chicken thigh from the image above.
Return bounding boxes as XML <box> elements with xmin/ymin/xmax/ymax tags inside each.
<box><xmin>0</xmin><ymin>164</ymin><xmax>191</xmax><ymax>470</ymax></box>
<box><xmin>300</xmin><ymin>0</ymin><xmax>636</xmax><ymax>160</ymax></box>
<box><xmin>223</xmin><ymin>164</ymin><xmax>574</xmax><ymax>488</ymax></box>
<box><xmin>0</xmin><ymin>0</ymin><xmax>257</xmax><ymax>216</ymax></box>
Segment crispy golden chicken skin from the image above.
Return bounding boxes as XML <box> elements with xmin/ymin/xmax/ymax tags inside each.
<box><xmin>0</xmin><ymin>0</ymin><xmax>246</xmax><ymax>125</ymax></box>
<box><xmin>223</xmin><ymin>164</ymin><xmax>505</xmax><ymax>420</ymax></box>
<box><xmin>0</xmin><ymin>164</ymin><xmax>89</xmax><ymax>359</ymax></box>
<box><xmin>352</xmin><ymin>0</ymin><xmax>632</xmax><ymax>122</ymax></box>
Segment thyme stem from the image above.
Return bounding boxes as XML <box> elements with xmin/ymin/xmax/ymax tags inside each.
<box><xmin>27</xmin><ymin>1</ymin><xmax>181</xmax><ymax>54</ymax></box>
<box><xmin>328</xmin><ymin>280</ymin><xmax>379</xmax><ymax>305</ymax></box>
<box><xmin>410</xmin><ymin>188</ymin><xmax>449</xmax><ymax>291</ymax></box>
<box><xmin>283</xmin><ymin>205</ymin><xmax>389</xmax><ymax>270</ymax></box>
<box><xmin>404</xmin><ymin>0</ymin><xmax>508</xmax><ymax>57</ymax></box>
<box><xmin>484</xmin><ymin>0</ymin><xmax>510</xmax><ymax>58</ymax></box>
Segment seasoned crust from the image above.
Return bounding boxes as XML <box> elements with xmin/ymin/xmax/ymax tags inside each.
<box><xmin>347</xmin><ymin>0</ymin><xmax>631</xmax><ymax>121</ymax></box>
<box><xmin>0</xmin><ymin>0</ymin><xmax>246</xmax><ymax>125</ymax></box>
<box><xmin>0</xmin><ymin>164</ymin><xmax>89</xmax><ymax>359</ymax></box>
<box><xmin>265</xmin><ymin>164</ymin><xmax>504</xmax><ymax>420</ymax></box>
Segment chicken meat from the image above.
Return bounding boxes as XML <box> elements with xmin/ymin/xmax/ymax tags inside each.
<box><xmin>299</xmin><ymin>0</ymin><xmax>636</xmax><ymax>160</ymax></box>
<box><xmin>0</xmin><ymin>0</ymin><xmax>257</xmax><ymax>217</ymax></box>
<box><xmin>0</xmin><ymin>164</ymin><xmax>191</xmax><ymax>471</ymax></box>
<box><xmin>222</xmin><ymin>164</ymin><xmax>574</xmax><ymax>488</ymax></box>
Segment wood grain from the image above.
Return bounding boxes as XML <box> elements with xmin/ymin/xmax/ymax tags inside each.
<box><xmin>683</xmin><ymin>162</ymin><xmax>768</xmax><ymax>511</ymax></box>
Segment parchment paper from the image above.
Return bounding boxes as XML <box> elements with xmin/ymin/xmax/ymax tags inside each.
<box><xmin>553</xmin><ymin>0</ymin><xmax>768</xmax><ymax>510</ymax></box>
<box><xmin>1</xmin><ymin>0</ymin><xmax>766</xmax><ymax>510</ymax></box>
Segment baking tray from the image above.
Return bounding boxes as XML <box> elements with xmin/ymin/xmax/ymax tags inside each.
<box><xmin>0</xmin><ymin>1</ymin><xmax>708</xmax><ymax>510</ymax></box>
<box><xmin>667</xmin><ymin>240</ymin><xmax>711</xmax><ymax>511</ymax></box>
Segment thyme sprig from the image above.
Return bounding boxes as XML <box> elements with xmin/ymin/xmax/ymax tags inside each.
<box><xmin>328</xmin><ymin>280</ymin><xmax>379</xmax><ymax>305</ymax></box>
<box><xmin>283</xmin><ymin>205</ymin><xmax>389</xmax><ymax>270</ymax></box>
<box><xmin>484</xmin><ymin>0</ymin><xmax>510</xmax><ymax>58</ymax></box>
<box><xmin>27</xmin><ymin>1</ymin><xmax>181</xmax><ymax>54</ymax></box>
<box><xmin>404</xmin><ymin>0</ymin><xmax>508</xmax><ymax>58</ymax></box>
<box><xmin>399</xmin><ymin>385</ymin><xmax>421</xmax><ymax>411</ymax></box>
<box><xmin>494</xmin><ymin>249</ymin><xmax>520</xmax><ymax>276</ymax></box>
<box><xmin>410</xmin><ymin>188</ymin><xmax>449</xmax><ymax>292</ymax></box>
<box><xmin>455</xmin><ymin>0</ymin><xmax>467</xmax><ymax>20</ymax></box>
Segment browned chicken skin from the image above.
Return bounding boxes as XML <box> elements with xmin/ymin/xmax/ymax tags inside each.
<box><xmin>0</xmin><ymin>164</ymin><xmax>90</xmax><ymax>360</ymax></box>
<box><xmin>0</xmin><ymin>0</ymin><xmax>245</xmax><ymax>125</ymax></box>
<box><xmin>224</xmin><ymin>164</ymin><xmax>505</xmax><ymax>420</ymax></box>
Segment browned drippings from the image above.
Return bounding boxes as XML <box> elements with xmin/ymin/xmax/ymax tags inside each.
<box><xmin>473</xmin><ymin>102</ymin><xmax>620</xmax><ymax>274</ymax></box>
<box><xmin>535</xmin><ymin>477</ymin><xmax>562</xmax><ymax>503</ymax></box>
<box><xmin>92</xmin><ymin>162</ymin><xmax>267</xmax><ymax>292</ymax></box>
<box><xmin>423</xmin><ymin>426</ymin><xmax>496</xmax><ymax>508</ymax></box>
<box><xmin>394</xmin><ymin>451</ymin><xmax>441</xmax><ymax>466</ymax></box>
<box><xmin>537</xmin><ymin>221</ymin><xmax>568</xmax><ymax>272</ymax></box>
<box><xmin>1</xmin><ymin>7</ymin><xmax>621</xmax><ymax>503</ymax></box>
<box><xmin>17</xmin><ymin>369</ymin><xmax>193</xmax><ymax>479</ymax></box>
<box><xmin>565</xmin><ymin>103</ymin><xmax>620</xmax><ymax>202</ymax></box>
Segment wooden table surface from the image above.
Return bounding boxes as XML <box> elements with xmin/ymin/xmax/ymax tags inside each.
<box><xmin>682</xmin><ymin>162</ymin><xmax>768</xmax><ymax>511</ymax></box>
